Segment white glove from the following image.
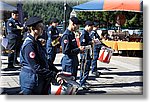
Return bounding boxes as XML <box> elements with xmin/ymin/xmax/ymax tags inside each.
<box><xmin>17</xmin><ymin>26</ymin><xmax>23</xmax><ymax>30</ymax></box>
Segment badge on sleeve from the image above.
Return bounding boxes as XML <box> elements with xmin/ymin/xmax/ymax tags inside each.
<box><xmin>49</xmin><ymin>31</ymin><xmax>51</xmax><ymax>34</ymax></box>
<box><xmin>64</xmin><ymin>39</ymin><xmax>68</xmax><ymax>44</ymax></box>
<box><xmin>82</xmin><ymin>39</ymin><xmax>85</xmax><ymax>42</ymax></box>
<box><xmin>29</xmin><ymin>52</ymin><xmax>35</xmax><ymax>58</ymax></box>
<box><xmin>80</xmin><ymin>32</ymin><xmax>83</xmax><ymax>36</ymax></box>
<box><xmin>9</xmin><ymin>23</ymin><xmax>12</xmax><ymax>26</ymax></box>
<box><xmin>72</xmin><ymin>39</ymin><xmax>75</xmax><ymax>41</ymax></box>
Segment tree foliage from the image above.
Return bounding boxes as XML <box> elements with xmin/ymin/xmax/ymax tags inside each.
<box><xmin>21</xmin><ymin>0</ymin><xmax>143</xmax><ymax>29</ymax></box>
<box><xmin>77</xmin><ymin>11</ymin><xmax>143</xmax><ymax>29</ymax></box>
<box><xmin>22</xmin><ymin>0</ymin><xmax>80</xmax><ymax>24</ymax></box>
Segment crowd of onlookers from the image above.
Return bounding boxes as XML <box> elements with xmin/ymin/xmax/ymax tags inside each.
<box><xmin>97</xmin><ymin>29</ymin><xmax>143</xmax><ymax>42</ymax></box>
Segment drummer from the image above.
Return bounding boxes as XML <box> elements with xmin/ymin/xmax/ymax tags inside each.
<box><xmin>89</xmin><ymin>22</ymin><xmax>108</xmax><ymax>76</ymax></box>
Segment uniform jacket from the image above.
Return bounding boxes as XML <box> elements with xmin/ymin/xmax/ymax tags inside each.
<box><xmin>80</xmin><ymin>29</ymin><xmax>92</xmax><ymax>46</ymax></box>
<box><xmin>90</xmin><ymin>30</ymin><xmax>101</xmax><ymax>49</ymax></box>
<box><xmin>20</xmin><ymin>34</ymin><xmax>55</xmax><ymax>78</ymax></box>
<box><xmin>6</xmin><ymin>17</ymin><xmax>22</xmax><ymax>38</ymax></box>
<box><xmin>61</xmin><ymin>29</ymin><xmax>80</xmax><ymax>56</ymax></box>
<box><xmin>61</xmin><ymin>29</ymin><xmax>80</xmax><ymax>67</ymax></box>
<box><xmin>80</xmin><ymin>29</ymin><xmax>92</xmax><ymax>60</ymax></box>
<box><xmin>47</xmin><ymin>25</ymin><xmax>59</xmax><ymax>46</ymax></box>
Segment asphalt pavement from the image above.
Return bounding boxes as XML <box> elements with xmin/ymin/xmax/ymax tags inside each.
<box><xmin>0</xmin><ymin>53</ymin><xmax>143</xmax><ymax>95</ymax></box>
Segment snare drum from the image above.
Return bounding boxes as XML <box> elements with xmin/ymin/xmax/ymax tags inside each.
<box><xmin>98</xmin><ymin>47</ymin><xmax>114</xmax><ymax>63</ymax></box>
<box><xmin>50</xmin><ymin>72</ymin><xmax>80</xmax><ymax>95</ymax></box>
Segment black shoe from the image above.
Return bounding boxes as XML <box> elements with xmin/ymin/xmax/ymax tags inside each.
<box><xmin>14</xmin><ymin>61</ymin><xmax>21</xmax><ymax>66</ymax></box>
<box><xmin>92</xmin><ymin>71</ymin><xmax>100</xmax><ymax>77</ymax></box>
<box><xmin>7</xmin><ymin>65</ymin><xmax>16</xmax><ymax>68</ymax></box>
<box><xmin>15</xmin><ymin>60</ymin><xmax>20</xmax><ymax>64</ymax></box>
<box><xmin>14</xmin><ymin>60</ymin><xmax>20</xmax><ymax>64</ymax></box>
<box><xmin>14</xmin><ymin>63</ymin><xmax>21</xmax><ymax>66</ymax></box>
<box><xmin>84</xmin><ymin>81</ymin><xmax>89</xmax><ymax>85</ymax></box>
<box><xmin>82</xmin><ymin>84</ymin><xmax>89</xmax><ymax>90</ymax></box>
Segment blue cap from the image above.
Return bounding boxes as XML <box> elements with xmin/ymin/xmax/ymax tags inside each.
<box><xmin>51</xmin><ymin>18</ymin><xmax>59</xmax><ymax>23</ymax></box>
<box><xmin>93</xmin><ymin>22</ymin><xmax>99</xmax><ymax>27</ymax></box>
<box><xmin>25</xmin><ymin>16</ymin><xmax>43</xmax><ymax>27</ymax></box>
<box><xmin>85</xmin><ymin>20</ymin><xmax>94</xmax><ymax>26</ymax></box>
<box><xmin>70</xmin><ymin>17</ymin><xmax>80</xmax><ymax>25</ymax></box>
<box><xmin>12</xmin><ymin>10</ymin><xmax>18</xmax><ymax>14</ymax></box>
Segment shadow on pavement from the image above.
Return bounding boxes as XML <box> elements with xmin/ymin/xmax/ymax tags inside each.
<box><xmin>1</xmin><ymin>72</ymin><xmax>20</xmax><ymax>76</ymax></box>
<box><xmin>54</xmin><ymin>64</ymin><xmax>62</xmax><ymax>66</ymax></box>
<box><xmin>97</xmin><ymin>67</ymin><xmax>118</xmax><ymax>71</ymax></box>
<box><xmin>1</xmin><ymin>87</ymin><xmax>21</xmax><ymax>95</ymax></box>
<box><xmin>1</xmin><ymin>58</ymin><xmax>7</xmax><ymax>60</ymax></box>
<box><xmin>102</xmin><ymin>71</ymin><xmax>143</xmax><ymax>76</ymax></box>
<box><xmin>77</xmin><ymin>89</ymin><xmax>106</xmax><ymax>95</ymax></box>
<box><xmin>1</xmin><ymin>67</ymin><xmax>21</xmax><ymax>71</ymax></box>
<box><xmin>98</xmin><ymin>76</ymin><xmax>114</xmax><ymax>79</ymax></box>
<box><xmin>88</xmin><ymin>81</ymin><xmax>143</xmax><ymax>88</ymax></box>
<box><xmin>2</xmin><ymin>62</ymin><xmax>8</xmax><ymax>64</ymax></box>
<box><xmin>1</xmin><ymin>67</ymin><xmax>21</xmax><ymax>76</ymax></box>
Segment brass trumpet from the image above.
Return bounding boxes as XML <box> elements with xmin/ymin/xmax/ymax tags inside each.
<box><xmin>51</xmin><ymin>36</ymin><xmax>61</xmax><ymax>46</ymax></box>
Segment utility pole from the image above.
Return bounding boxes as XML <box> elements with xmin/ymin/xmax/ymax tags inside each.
<box><xmin>17</xmin><ymin>0</ymin><xmax>23</xmax><ymax>25</ymax></box>
<box><xmin>77</xmin><ymin>0</ymin><xmax>79</xmax><ymax>5</ymax></box>
<box><xmin>63</xmin><ymin>0</ymin><xmax>67</xmax><ymax>32</ymax></box>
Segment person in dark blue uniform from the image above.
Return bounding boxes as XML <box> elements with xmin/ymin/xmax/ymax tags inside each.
<box><xmin>79</xmin><ymin>20</ymin><xmax>94</xmax><ymax>88</ymax></box>
<box><xmin>46</xmin><ymin>18</ymin><xmax>60</xmax><ymax>65</ymax></box>
<box><xmin>90</xmin><ymin>22</ymin><xmax>109</xmax><ymax>76</ymax></box>
<box><xmin>19</xmin><ymin>16</ymin><xmax>58</xmax><ymax>95</ymax></box>
<box><xmin>6</xmin><ymin>10</ymin><xmax>23</xmax><ymax>68</ymax></box>
<box><xmin>90</xmin><ymin>22</ymin><xmax>102</xmax><ymax>76</ymax></box>
<box><xmin>61</xmin><ymin>17</ymin><xmax>84</xmax><ymax>80</ymax></box>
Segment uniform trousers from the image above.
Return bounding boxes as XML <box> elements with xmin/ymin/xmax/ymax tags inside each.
<box><xmin>19</xmin><ymin>68</ymin><xmax>50</xmax><ymax>95</ymax></box>
<box><xmin>79</xmin><ymin>53</ymin><xmax>91</xmax><ymax>86</ymax></box>
<box><xmin>61</xmin><ymin>55</ymin><xmax>79</xmax><ymax>80</ymax></box>
<box><xmin>91</xmin><ymin>46</ymin><xmax>101</xmax><ymax>73</ymax></box>
<box><xmin>7</xmin><ymin>35</ymin><xmax>21</xmax><ymax>66</ymax></box>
